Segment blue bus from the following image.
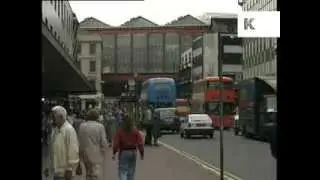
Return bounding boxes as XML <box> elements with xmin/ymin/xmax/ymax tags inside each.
<box><xmin>140</xmin><ymin>78</ymin><xmax>176</xmax><ymax>108</ymax></box>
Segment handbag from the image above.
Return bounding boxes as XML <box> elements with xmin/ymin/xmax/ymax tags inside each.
<box><xmin>75</xmin><ymin>162</ymin><xmax>82</xmax><ymax>175</ymax></box>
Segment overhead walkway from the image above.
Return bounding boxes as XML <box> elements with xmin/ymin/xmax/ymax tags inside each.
<box><xmin>42</xmin><ymin>22</ymin><xmax>95</xmax><ymax>97</ymax></box>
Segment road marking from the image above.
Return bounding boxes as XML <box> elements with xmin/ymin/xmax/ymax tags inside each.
<box><xmin>158</xmin><ymin>141</ymin><xmax>244</xmax><ymax>180</ymax></box>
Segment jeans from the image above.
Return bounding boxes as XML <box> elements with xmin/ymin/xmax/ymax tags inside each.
<box><xmin>118</xmin><ymin>150</ymin><xmax>137</xmax><ymax>180</ymax></box>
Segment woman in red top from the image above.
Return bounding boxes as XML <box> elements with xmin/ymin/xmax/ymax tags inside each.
<box><xmin>112</xmin><ymin>115</ymin><xmax>144</xmax><ymax>180</ymax></box>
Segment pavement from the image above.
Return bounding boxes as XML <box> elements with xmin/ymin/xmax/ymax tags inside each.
<box><xmin>42</xmin><ymin>130</ymin><xmax>276</xmax><ymax>180</ymax></box>
<box><xmin>43</xmin><ymin>144</ymin><xmax>221</xmax><ymax>180</ymax></box>
<box><xmin>160</xmin><ymin>130</ymin><xmax>277</xmax><ymax>180</ymax></box>
<box><xmin>96</xmin><ymin>146</ymin><xmax>221</xmax><ymax>180</ymax></box>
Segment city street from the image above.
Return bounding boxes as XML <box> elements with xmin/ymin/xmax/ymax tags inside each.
<box><xmin>43</xmin><ymin>145</ymin><xmax>221</xmax><ymax>180</ymax></box>
<box><xmin>159</xmin><ymin>130</ymin><xmax>277</xmax><ymax>180</ymax></box>
<box><xmin>42</xmin><ymin>1</ymin><xmax>278</xmax><ymax>180</ymax></box>
<box><xmin>74</xmin><ymin>146</ymin><xmax>220</xmax><ymax>180</ymax></box>
<box><xmin>42</xmin><ymin>130</ymin><xmax>276</xmax><ymax>180</ymax></box>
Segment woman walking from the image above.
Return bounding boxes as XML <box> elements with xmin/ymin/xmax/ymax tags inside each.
<box><xmin>112</xmin><ymin>115</ymin><xmax>144</xmax><ymax>180</ymax></box>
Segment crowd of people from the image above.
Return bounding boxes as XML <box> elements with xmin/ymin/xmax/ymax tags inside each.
<box><xmin>42</xmin><ymin>103</ymin><xmax>145</xmax><ymax>180</ymax></box>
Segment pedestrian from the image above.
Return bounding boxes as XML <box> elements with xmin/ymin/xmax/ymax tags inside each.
<box><xmin>105</xmin><ymin>112</ymin><xmax>115</xmax><ymax>147</ymax></box>
<box><xmin>78</xmin><ymin>109</ymin><xmax>108</xmax><ymax>180</ymax></box>
<box><xmin>266</xmin><ymin>122</ymin><xmax>277</xmax><ymax>159</ymax></box>
<box><xmin>112</xmin><ymin>115</ymin><xmax>144</xmax><ymax>180</ymax></box>
<box><xmin>151</xmin><ymin>108</ymin><xmax>161</xmax><ymax>146</ymax></box>
<box><xmin>67</xmin><ymin>111</ymin><xmax>76</xmax><ymax>127</ymax></box>
<box><xmin>116</xmin><ymin>107</ymin><xmax>124</xmax><ymax>126</ymax></box>
<box><xmin>109</xmin><ymin>112</ymin><xmax>118</xmax><ymax>145</ymax></box>
<box><xmin>46</xmin><ymin>105</ymin><xmax>79</xmax><ymax>180</ymax></box>
<box><xmin>42</xmin><ymin>112</ymin><xmax>47</xmax><ymax>145</ymax></box>
<box><xmin>143</xmin><ymin>106</ymin><xmax>153</xmax><ymax>145</ymax></box>
<box><xmin>73</xmin><ymin>112</ymin><xmax>84</xmax><ymax>134</ymax></box>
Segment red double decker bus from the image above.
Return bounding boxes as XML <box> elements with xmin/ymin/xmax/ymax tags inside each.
<box><xmin>191</xmin><ymin>76</ymin><xmax>236</xmax><ymax>129</ymax></box>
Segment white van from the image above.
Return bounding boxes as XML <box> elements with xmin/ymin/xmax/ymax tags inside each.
<box><xmin>180</xmin><ymin>114</ymin><xmax>214</xmax><ymax>139</ymax></box>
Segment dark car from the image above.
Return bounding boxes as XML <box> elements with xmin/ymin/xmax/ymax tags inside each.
<box><xmin>154</xmin><ymin>108</ymin><xmax>180</xmax><ymax>133</ymax></box>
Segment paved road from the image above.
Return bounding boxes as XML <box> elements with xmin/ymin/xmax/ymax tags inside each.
<box><xmin>160</xmin><ymin>130</ymin><xmax>277</xmax><ymax>180</ymax></box>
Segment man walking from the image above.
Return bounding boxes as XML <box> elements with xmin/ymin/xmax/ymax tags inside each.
<box><xmin>151</xmin><ymin>108</ymin><xmax>161</xmax><ymax>146</ymax></box>
<box><xmin>78</xmin><ymin>109</ymin><xmax>108</xmax><ymax>180</ymax></box>
<box><xmin>143</xmin><ymin>106</ymin><xmax>153</xmax><ymax>145</ymax></box>
<box><xmin>47</xmin><ymin>106</ymin><xmax>79</xmax><ymax>180</ymax></box>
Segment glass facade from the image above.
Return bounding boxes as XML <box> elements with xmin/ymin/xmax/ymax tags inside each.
<box><xmin>117</xmin><ymin>34</ymin><xmax>131</xmax><ymax>73</ymax></box>
<box><xmin>165</xmin><ymin>33</ymin><xmax>179</xmax><ymax>73</ymax></box>
<box><xmin>148</xmin><ymin>33</ymin><xmax>163</xmax><ymax>73</ymax></box>
<box><xmin>180</xmin><ymin>34</ymin><xmax>193</xmax><ymax>53</ymax></box>
<box><xmin>101</xmin><ymin>34</ymin><xmax>115</xmax><ymax>73</ymax></box>
<box><xmin>100</xmin><ymin>32</ymin><xmax>200</xmax><ymax>74</ymax></box>
<box><xmin>133</xmin><ymin>33</ymin><xmax>148</xmax><ymax>73</ymax></box>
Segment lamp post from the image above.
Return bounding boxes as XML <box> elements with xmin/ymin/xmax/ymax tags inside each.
<box><xmin>217</xmin><ymin>32</ymin><xmax>225</xmax><ymax>180</ymax></box>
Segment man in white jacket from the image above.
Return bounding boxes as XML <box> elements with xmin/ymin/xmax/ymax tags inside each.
<box><xmin>48</xmin><ymin>106</ymin><xmax>79</xmax><ymax>180</ymax></box>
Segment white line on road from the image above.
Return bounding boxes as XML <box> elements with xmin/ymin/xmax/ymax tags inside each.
<box><xmin>158</xmin><ymin>141</ymin><xmax>244</xmax><ymax>180</ymax></box>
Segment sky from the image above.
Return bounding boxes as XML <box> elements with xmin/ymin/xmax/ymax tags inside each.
<box><xmin>69</xmin><ymin>0</ymin><xmax>242</xmax><ymax>26</ymax></box>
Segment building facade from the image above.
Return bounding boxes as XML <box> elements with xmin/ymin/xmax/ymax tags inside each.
<box><xmin>241</xmin><ymin>0</ymin><xmax>277</xmax><ymax>80</ymax></box>
<box><xmin>176</xmin><ymin>15</ymin><xmax>242</xmax><ymax>99</ymax></box>
<box><xmin>192</xmin><ymin>33</ymin><xmax>242</xmax><ymax>82</ymax></box>
<box><xmin>76</xmin><ymin>33</ymin><xmax>104</xmax><ymax>109</ymax></box>
<box><xmin>177</xmin><ymin>48</ymin><xmax>192</xmax><ymax>98</ymax></box>
<box><xmin>193</xmin><ymin>15</ymin><xmax>242</xmax><ymax>83</ymax></box>
<box><xmin>78</xmin><ymin>15</ymin><xmax>212</xmax><ymax>97</ymax></box>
